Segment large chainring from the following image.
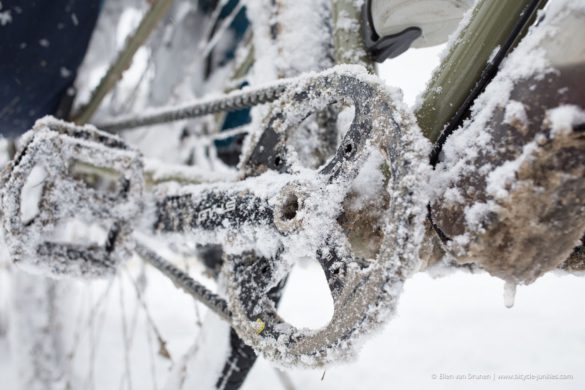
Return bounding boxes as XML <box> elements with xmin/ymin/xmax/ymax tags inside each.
<box><xmin>220</xmin><ymin>67</ymin><xmax>431</xmax><ymax>366</ymax></box>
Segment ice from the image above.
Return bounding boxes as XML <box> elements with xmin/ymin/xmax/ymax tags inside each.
<box><xmin>503</xmin><ymin>281</ymin><xmax>517</xmax><ymax>309</ymax></box>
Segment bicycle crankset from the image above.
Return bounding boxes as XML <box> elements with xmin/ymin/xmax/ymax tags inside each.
<box><xmin>0</xmin><ymin>67</ymin><xmax>430</xmax><ymax>366</ymax></box>
<box><xmin>0</xmin><ymin>118</ymin><xmax>144</xmax><ymax>277</ymax></box>
<box><xmin>149</xmin><ymin>67</ymin><xmax>431</xmax><ymax>366</ymax></box>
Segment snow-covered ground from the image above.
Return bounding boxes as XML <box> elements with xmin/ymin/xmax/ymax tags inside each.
<box><xmin>246</xmin><ymin>266</ymin><xmax>585</xmax><ymax>390</ymax></box>
<box><xmin>3</xmin><ymin>263</ymin><xmax>583</xmax><ymax>390</ymax></box>
<box><xmin>1</xmin><ymin>46</ymin><xmax>583</xmax><ymax>390</ymax></box>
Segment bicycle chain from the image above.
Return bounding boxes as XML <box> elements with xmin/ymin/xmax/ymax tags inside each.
<box><xmin>134</xmin><ymin>242</ymin><xmax>232</xmax><ymax>321</ymax></box>
<box><xmin>97</xmin><ymin>81</ymin><xmax>291</xmax><ymax>132</ymax></box>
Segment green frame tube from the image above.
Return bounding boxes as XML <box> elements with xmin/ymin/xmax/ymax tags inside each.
<box><xmin>414</xmin><ymin>0</ymin><xmax>546</xmax><ymax>142</ymax></box>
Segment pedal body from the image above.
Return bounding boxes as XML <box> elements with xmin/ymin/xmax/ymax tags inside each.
<box><xmin>1</xmin><ymin>118</ymin><xmax>143</xmax><ymax>277</ymax></box>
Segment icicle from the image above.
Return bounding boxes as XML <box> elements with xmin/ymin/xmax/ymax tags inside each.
<box><xmin>503</xmin><ymin>281</ymin><xmax>517</xmax><ymax>308</ymax></box>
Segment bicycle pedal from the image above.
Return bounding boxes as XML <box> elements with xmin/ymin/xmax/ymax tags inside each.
<box><xmin>1</xmin><ymin>117</ymin><xmax>144</xmax><ymax>277</ymax></box>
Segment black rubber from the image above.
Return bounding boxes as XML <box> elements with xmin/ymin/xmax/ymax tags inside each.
<box><xmin>215</xmin><ymin>278</ymin><xmax>286</xmax><ymax>390</ymax></box>
<box><xmin>361</xmin><ymin>0</ymin><xmax>422</xmax><ymax>62</ymax></box>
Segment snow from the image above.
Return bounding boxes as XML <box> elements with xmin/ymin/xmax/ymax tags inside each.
<box><xmin>503</xmin><ymin>100</ymin><xmax>527</xmax><ymax>126</ymax></box>
<box><xmin>378</xmin><ymin>45</ymin><xmax>444</xmax><ymax>107</ymax></box>
<box><xmin>348</xmin><ymin>149</ymin><xmax>385</xmax><ymax>210</ymax></box>
<box><xmin>143</xmin><ymin>158</ymin><xmax>238</xmax><ymax>184</ymax></box>
<box><xmin>3</xmin><ymin>264</ymin><xmax>582</xmax><ymax>389</ymax></box>
<box><xmin>336</xmin><ymin>10</ymin><xmax>358</xmax><ymax>31</ymax></box>
<box><xmin>463</xmin><ymin>201</ymin><xmax>494</xmax><ymax>231</ymax></box>
<box><xmin>485</xmin><ymin>141</ymin><xmax>537</xmax><ymax>200</ymax></box>
<box><xmin>19</xmin><ymin>164</ymin><xmax>47</xmax><ymax>224</ymax></box>
<box><xmin>0</xmin><ymin>10</ymin><xmax>11</xmax><ymax>26</ymax></box>
<box><xmin>547</xmin><ymin>105</ymin><xmax>585</xmax><ymax>137</ymax></box>
<box><xmin>0</xmin><ymin>1</ymin><xmax>11</xmax><ymax>26</ymax></box>
<box><xmin>244</xmin><ymin>270</ymin><xmax>585</xmax><ymax>390</ymax></box>
<box><xmin>487</xmin><ymin>44</ymin><xmax>500</xmax><ymax>64</ymax></box>
<box><xmin>1</xmin><ymin>117</ymin><xmax>144</xmax><ymax>278</ymax></box>
<box><xmin>60</xmin><ymin>67</ymin><xmax>71</xmax><ymax>78</ymax></box>
<box><xmin>273</xmin><ymin>0</ymin><xmax>332</xmax><ymax>75</ymax></box>
<box><xmin>429</xmin><ymin>0</ymin><xmax>577</xmax><ymax>208</ymax></box>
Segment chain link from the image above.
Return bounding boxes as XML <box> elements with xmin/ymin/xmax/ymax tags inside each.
<box><xmin>134</xmin><ymin>241</ymin><xmax>232</xmax><ymax>322</ymax></box>
<box><xmin>97</xmin><ymin>81</ymin><xmax>291</xmax><ymax>132</ymax></box>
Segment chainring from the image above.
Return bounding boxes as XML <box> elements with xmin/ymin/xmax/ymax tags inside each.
<box><xmin>223</xmin><ymin>67</ymin><xmax>431</xmax><ymax>367</ymax></box>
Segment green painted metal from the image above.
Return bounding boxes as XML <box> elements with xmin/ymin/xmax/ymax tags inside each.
<box><xmin>333</xmin><ymin>0</ymin><xmax>375</xmax><ymax>72</ymax></box>
<box><xmin>415</xmin><ymin>0</ymin><xmax>546</xmax><ymax>142</ymax></box>
<box><xmin>72</xmin><ymin>0</ymin><xmax>174</xmax><ymax>125</ymax></box>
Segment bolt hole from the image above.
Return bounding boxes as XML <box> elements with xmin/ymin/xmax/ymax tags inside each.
<box><xmin>274</xmin><ymin>156</ymin><xmax>282</xmax><ymax>167</ymax></box>
<box><xmin>282</xmin><ymin>194</ymin><xmax>299</xmax><ymax>220</ymax></box>
<box><xmin>261</xmin><ymin>265</ymin><xmax>270</xmax><ymax>274</ymax></box>
<box><xmin>344</xmin><ymin>143</ymin><xmax>353</xmax><ymax>155</ymax></box>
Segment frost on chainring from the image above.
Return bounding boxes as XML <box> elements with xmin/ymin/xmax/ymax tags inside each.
<box><xmin>338</xmin><ymin>148</ymin><xmax>388</xmax><ymax>260</ymax></box>
<box><xmin>287</xmin><ymin>100</ymin><xmax>355</xmax><ymax>170</ymax></box>
<box><xmin>288</xmin><ymin>111</ymin><xmax>329</xmax><ymax>169</ymax></box>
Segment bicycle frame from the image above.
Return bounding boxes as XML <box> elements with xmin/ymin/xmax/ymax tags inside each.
<box><xmin>415</xmin><ymin>0</ymin><xmax>547</xmax><ymax>144</ymax></box>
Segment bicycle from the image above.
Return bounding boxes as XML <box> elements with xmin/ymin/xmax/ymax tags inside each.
<box><xmin>0</xmin><ymin>0</ymin><xmax>583</xmax><ymax>389</ymax></box>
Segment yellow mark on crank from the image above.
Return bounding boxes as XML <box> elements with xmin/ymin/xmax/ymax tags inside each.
<box><xmin>255</xmin><ymin>318</ymin><xmax>266</xmax><ymax>334</ymax></box>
